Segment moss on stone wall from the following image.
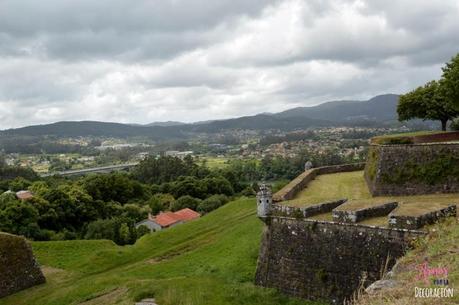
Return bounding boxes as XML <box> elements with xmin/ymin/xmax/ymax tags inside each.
<box><xmin>365</xmin><ymin>147</ymin><xmax>379</xmax><ymax>182</ymax></box>
<box><xmin>381</xmin><ymin>154</ymin><xmax>459</xmax><ymax>185</ymax></box>
<box><xmin>0</xmin><ymin>232</ymin><xmax>46</xmax><ymax>298</ymax></box>
<box><xmin>365</xmin><ymin>143</ymin><xmax>459</xmax><ymax>196</ymax></box>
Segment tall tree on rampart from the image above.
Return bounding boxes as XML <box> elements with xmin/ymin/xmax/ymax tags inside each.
<box><xmin>398</xmin><ymin>80</ymin><xmax>458</xmax><ymax>131</ymax></box>
<box><xmin>440</xmin><ymin>53</ymin><xmax>459</xmax><ymax>112</ymax></box>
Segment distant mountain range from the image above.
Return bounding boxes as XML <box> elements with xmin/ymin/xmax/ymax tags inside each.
<box><xmin>275</xmin><ymin>94</ymin><xmax>399</xmax><ymax>122</ymax></box>
<box><xmin>144</xmin><ymin>121</ymin><xmax>186</xmax><ymax>127</ymax></box>
<box><xmin>1</xmin><ymin>94</ymin><xmax>402</xmax><ymax>138</ymax></box>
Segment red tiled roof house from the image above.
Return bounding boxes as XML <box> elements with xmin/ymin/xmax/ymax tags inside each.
<box><xmin>15</xmin><ymin>190</ymin><xmax>34</xmax><ymax>201</ymax></box>
<box><xmin>135</xmin><ymin>208</ymin><xmax>200</xmax><ymax>232</ymax></box>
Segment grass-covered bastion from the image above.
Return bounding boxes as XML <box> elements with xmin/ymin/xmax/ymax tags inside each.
<box><xmin>255</xmin><ymin>131</ymin><xmax>459</xmax><ymax>304</ymax></box>
<box><xmin>365</xmin><ymin>131</ymin><xmax>459</xmax><ymax>196</ymax></box>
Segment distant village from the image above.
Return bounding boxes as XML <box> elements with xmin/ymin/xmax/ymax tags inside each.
<box><xmin>2</xmin><ymin>126</ymin><xmax>411</xmax><ymax>174</ymax></box>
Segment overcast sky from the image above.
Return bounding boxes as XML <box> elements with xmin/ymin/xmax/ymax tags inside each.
<box><xmin>0</xmin><ymin>0</ymin><xmax>458</xmax><ymax>129</ymax></box>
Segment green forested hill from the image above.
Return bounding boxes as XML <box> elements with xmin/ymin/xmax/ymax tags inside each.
<box><xmin>0</xmin><ymin>198</ymin><xmax>322</xmax><ymax>305</ymax></box>
<box><xmin>0</xmin><ymin>94</ymin><xmax>402</xmax><ymax>138</ymax></box>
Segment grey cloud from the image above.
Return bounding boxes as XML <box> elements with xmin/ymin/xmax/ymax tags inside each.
<box><xmin>0</xmin><ymin>0</ymin><xmax>279</xmax><ymax>61</ymax></box>
<box><xmin>0</xmin><ymin>0</ymin><xmax>458</xmax><ymax>129</ymax></box>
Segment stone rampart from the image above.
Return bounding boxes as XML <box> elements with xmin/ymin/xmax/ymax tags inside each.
<box><xmin>365</xmin><ymin>143</ymin><xmax>459</xmax><ymax>196</ymax></box>
<box><xmin>271</xmin><ymin>199</ymin><xmax>347</xmax><ymax>218</ymax></box>
<box><xmin>0</xmin><ymin>232</ymin><xmax>46</xmax><ymax>298</ymax></box>
<box><xmin>389</xmin><ymin>204</ymin><xmax>457</xmax><ymax>230</ymax></box>
<box><xmin>273</xmin><ymin>163</ymin><xmax>365</xmax><ymax>202</ymax></box>
<box><xmin>332</xmin><ymin>201</ymin><xmax>398</xmax><ymax>223</ymax></box>
<box><xmin>255</xmin><ymin>217</ymin><xmax>424</xmax><ymax>304</ymax></box>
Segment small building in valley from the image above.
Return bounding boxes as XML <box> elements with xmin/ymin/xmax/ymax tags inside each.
<box><xmin>135</xmin><ymin>208</ymin><xmax>200</xmax><ymax>232</ymax></box>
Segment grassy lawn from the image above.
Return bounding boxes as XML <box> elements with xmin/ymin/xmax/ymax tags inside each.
<box><xmin>199</xmin><ymin>157</ymin><xmax>231</xmax><ymax>169</ymax></box>
<box><xmin>0</xmin><ymin>198</ymin><xmax>322</xmax><ymax>305</ymax></box>
<box><xmin>284</xmin><ymin>171</ymin><xmax>458</xmax><ymax>208</ymax></box>
<box><xmin>282</xmin><ymin>171</ymin><xmax>372</xmax><ymax>206</ymax></box>
<box><xmin>282</xmin><ymin>171</ymin><xmax>458</xmax><ymax>226</ymax></box>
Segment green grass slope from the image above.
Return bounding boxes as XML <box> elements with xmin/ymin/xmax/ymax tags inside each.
<box><xmin>355</xmin><ymin>217</ymin><xmax>459</xmax><ymax>305</ymax></box>
<box><xmin>0</xmin><ymin>198</ymin><xmax>323</xmax><ymax>305</ymax></box>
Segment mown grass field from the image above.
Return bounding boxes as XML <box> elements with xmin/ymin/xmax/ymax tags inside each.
<box><xmin>199</xmin><ymin>157</ymin><xmax>231</xmax><ymax>169</ymax></box>
<box><xmin>284</xmin><ymin>171</ymin><xmax>458</xmax><ymax>211</ymax></box>
<box><xmin>0</xmin><ymin>198</ymin><xmax>323</xmax><ymax>305</ymax></box>
<box><xmin>282</xmin><ymin>171</ymin><xmax>458</xmax><ymax>227</ymax></box>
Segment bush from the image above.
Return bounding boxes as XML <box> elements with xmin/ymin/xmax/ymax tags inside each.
<box><xmin>197</xmin><ymin>194</ymin><xmax>229</xmax><ymax>214</ymax></box>
<box><xmin>203</xmin><ymin>176</ymin><xmax>234</xmax><ymax>196</ymax></box>
<box><xmin>171</xmin><ymin>176</ymin><xmax>207</xmax><ymax>199</ymax></box>
<box><xmin>240</xmin><ymin>186</ymin><xmax>256</xmax><ymax>197</ymax></box>
<box><xmin>8</xmin><ymin>177</ymin><xmax>32</xmax><ymax>192</ymax></box>
<box><xmin>136</xmin><ymin>225</ymin><xmax>151</xmax><ymax>238</ymax></box>
<box><xmin>84</xmin><ymin>217</ymin><xmax>137</xmax><ymax>245</ymax></box>
<box><xmin>147</xmin><ymin>193</ymin><xmax>175</xmax><ymax>215</ymax></box>
<box><xmin>171</xmin><ymin>195</ymin><xmax>202</xmax><ymax>212</ymax></box>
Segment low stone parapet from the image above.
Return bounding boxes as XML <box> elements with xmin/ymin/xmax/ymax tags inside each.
<box><xmin>332</xmin><ymin>201</ymin><xmax>398</xmax><ymax>223</ymax></box>
<box><xmin>271</xmin><ymin>199</ymin><xmax>347</xmax><ymax>218</ymax></box>
<box><xmin>389</xmin><ymin>204</ymin><xmax>457</xmax><ymax>230</ymax></box>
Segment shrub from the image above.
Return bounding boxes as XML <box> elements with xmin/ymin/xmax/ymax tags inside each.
<box><xmin>147</xmin><ymin>193</ymin><xmax>175</xmax><ymax>215</ymax></box>
<box><xmin>84</xmin><ymin>217</ymin><xmax>137</xmax><ymax>245</ymax></box>
<box><xmin>171</xmin><ymin>195</ymin><xmax>202</xmax><ymax>211</ymax></box>
<box><xmin>240</xmin><ymin>186</ymin><xmax>256</xmax><ymax>197</ymax></box>
<box><xmin>136</xmin><ymin>225</ymin><xmax>151</xmax><ymax>238</ymax></box>
<box><xmin>197</xmin><ymin>194</ymin><xmax>229</xmax><ymax>214</ymax></box>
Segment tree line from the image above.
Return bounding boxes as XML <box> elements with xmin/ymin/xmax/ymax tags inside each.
<box><xmin>0</xmin><ymin>151</ymin><xmax>360</xmax><ymax>245</ymax></box>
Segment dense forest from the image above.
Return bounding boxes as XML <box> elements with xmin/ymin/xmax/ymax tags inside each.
<box><xmin>0</xmin><ymin>150</ymin><xmax>358</xmax><ymax>245</ymax></box>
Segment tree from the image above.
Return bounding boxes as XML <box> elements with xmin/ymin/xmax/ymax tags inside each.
<box><xmin>203</xmin><ymin>176</ymin><xmax>234</xmax><ymax>197</ymax></box>
<box><xmin>0</xmin><ymin>199</ymin><xmax>40</xmax><ymax>237</ymax></box>
<box><xmin>440</xmin><ymin>53</ymin><xmax>459</xmax><ymax>111</ymax></box>
<box><xmin>197</xmin><ymin>194</ymin><xmax>229</xmax><ymax>214</ymax></box>
<box><xmin>147</xmin><ymin>193</ymin><xmax>175</xmax><ymax>215</ymax></box>
<box><xmin>171</xmin><ymin>176</ymin><xmax>207</xmax><ymax>199</ymax></box>
<box><xmin>398</xmin><ymin>80</ymin><xmax>458</xmax><ymax>131</ymax></box>
<box><xmin>118</xmin><ymin>223</ymin><xmax>131</xmax><ymax>245</ymax></box>
<box><xmin>170</xmin><ymin>195</ymin><xmax>201</xmax><ymax>211</ymax></box>
<box><xmin>451</xmin><ymin>119</ymin><xmax>459</xmax><ymax>131</ymax></box>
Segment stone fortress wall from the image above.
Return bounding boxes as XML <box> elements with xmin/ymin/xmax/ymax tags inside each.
<box><xmin>255</xmin><ymin>216</ymin><xmax>424</xmax><ymax>304</ymax></box>
<box><xmin>365</xmin><ymin>143</ymin><xmax>459</xmax><ymax>196</ymax></box>
<box><xmin>0</xmin><ymin>232</ymin><xmax>45</xmax><ymax>298</ymax></box>
<box><xmin>255</xmin><ymin>152</ymin><xmax>458</xmax><ymax>304</ymax></box>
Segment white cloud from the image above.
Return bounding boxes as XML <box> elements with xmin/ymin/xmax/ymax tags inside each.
<box><xmin>0</xmin><ymin>0</ymin><xmax>458</xmax><ymax>129</ymax></box>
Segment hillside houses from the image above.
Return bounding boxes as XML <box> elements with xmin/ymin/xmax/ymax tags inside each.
<box><xmin>135</xmin><ymin>208</ymin><xmax>200</xmax><ymax>232</ymax></box>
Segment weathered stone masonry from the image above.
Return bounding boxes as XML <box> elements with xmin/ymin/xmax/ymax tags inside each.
<box><xmin>365</xmin><ymin>143</ymin><xmax>459</xmax><ymax>196</ymax></box>
<box><xmin>0</xmin><ymin>232</ymin><xmax>46</xmax><ymax>298</ymax></box>
<box><xmin>255</xmin><ymin>217</ymin><xmax>424</xmax><ymax>304</ymax></box>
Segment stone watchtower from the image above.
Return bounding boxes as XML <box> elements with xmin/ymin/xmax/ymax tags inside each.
<box><xmin>257</xmin><ymin>184</ymin><xmax>272</xmax><ymax>221</ymax></box>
